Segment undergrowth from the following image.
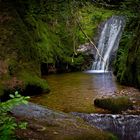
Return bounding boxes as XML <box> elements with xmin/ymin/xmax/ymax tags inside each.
<box><xmin>0</xmin><ymin>91</ymin><xmax>29</xmax><ymax>140</ymax></box>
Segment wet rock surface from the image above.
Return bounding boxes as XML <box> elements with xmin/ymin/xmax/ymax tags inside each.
<box><xmin>11</xmin><ymin>80</ymin><xmax>140</xmax><ymax>140</ymax></box>
<box><xmin>11</xmin><ymin>103</ymin><xmax>116</xmax><ymax>140</ymax></box>
<box><xmin>12</xmin><ymin>103</ymin><xmax>71</xmax><ymax>121</ymax></box>
<box><xmin>72</xmin><ymin>112</ymin><xmax>140</xmax><ymax>140</ymax></box>
<box><xmin>77</xmin><ymin>43</ymin><xmax>94</xmax><ymax>55</ymax></box>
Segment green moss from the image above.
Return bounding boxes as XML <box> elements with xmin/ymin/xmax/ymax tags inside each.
<box><xmin>113</xmin><ymin>0</ymin><xmax>140</xmax><ymax>88</ymax></box>
<box><xmin>78</xmin><ymin>3</ymin><xmax>117</xmax><ymax>43</ymax></box>
<box><xmin>18</xmin><ymin>71</ymin><xmax>50</xmax><ymax>95</ymax></box>
<box><xmin>94</xmin><ymin>97</ymin><xmax>133</xmax><ymax>113</ymax></box>
<box><xmin>0</xmin><ymin>69</ymin><xmax>50</xmax><ymax>100</ymax></box>
<box><xmin>0</xmin><ymin>0</ymin><xmax>119</xmax><ymax>77</ymax></box>
<box><xmin>115</xmin><ymin>21</ymin><xmax>140</xmax><ymax>88</ymax></box>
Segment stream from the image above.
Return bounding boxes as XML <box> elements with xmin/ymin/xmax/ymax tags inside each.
<box><xmin>31</xmin><ymin>72</ymin><xmax>125</xmax><ymax>113</ymax></box>
<box><xmin>30</xmin><ymin>72</ymin><xmax>140</xmax><ymax>140</ymax></box>
<box><xmin>72</xmin><ymin>112</ymin><xmax>140</xmax><ymax>140</ymax></box>
<box><xmin>30</xmin><ymin>16</ymin><xmax>140</xmax><ymax>140</ymax></box>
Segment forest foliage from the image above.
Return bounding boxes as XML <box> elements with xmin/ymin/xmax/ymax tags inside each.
<box><xmin>114</xmin><ymin>0</ymin><xmax>140</xmax><ymax>88</ymax></box>
<box><xmin>0</xmin><ymin>0</ymin><xmax>116</xmax><ymax>97</ymax></box>
<box><xmin>11</xmin><ymin>0</ymin><xmax>116</xmax><ymax>68</ymax></box>
<box><xmin>0</xmin><ymin>0</ymin><xmax>140</xmax><ymax>97</ymax></box>
<box><xmin>0</xmin><ymin>0</ymin><xmax>140</xmax><ymax>139</ymax></box>
<box><xmin>0</xmin><ymin>91</ymin><xmax>29</xmax><ymax>140</ymax></box>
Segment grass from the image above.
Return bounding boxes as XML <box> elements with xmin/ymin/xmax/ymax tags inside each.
<box><xmin>94</xmin><ymin>96</ymin><xmax>133</xmax><ymax>113</ymax></box>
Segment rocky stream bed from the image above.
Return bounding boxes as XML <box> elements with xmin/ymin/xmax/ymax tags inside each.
<box><xmin>11</xmin><ymin>76</ymin><xmax>140</xmax><ymax>140</ymax></box>
<box><xmin>11</xmin><ymin>103</ymin><xmax>117</xmax><ymax>140</ymax></box>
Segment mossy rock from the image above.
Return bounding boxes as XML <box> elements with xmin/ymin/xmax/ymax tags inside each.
<box><xmin>94</xmin><ymin>97</ymin><xmax>133</xmax><ymax>113</ymax></box>
<box><xmin>18</xmin><ymin>71</ymin><xmax>50</xmax><ymax>95</ymax></box>
<box><xmin>0</xmin><ymin>71</ymin><xmax>50</xmax><ymax>101</ymax></box>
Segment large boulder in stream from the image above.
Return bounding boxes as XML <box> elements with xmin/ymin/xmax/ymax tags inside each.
<box><xmin>94</xmin><ymin>96</ymin><xmax>133</xmax><ymax>113</ymax></box>
<box><xmin>11</xmin><ymin>103</ymin><xmax>117</xmax><ymax>140</ymax></box>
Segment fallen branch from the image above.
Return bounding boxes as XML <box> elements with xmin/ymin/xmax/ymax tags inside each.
<box><xmin>93</xmin><ymin>0</ymin><xmax>118</xmax><ymax>8</ymax></box>
<box><xmin>76</xmin><ymin>19</ymin><xmax>105</xmax><ymax>62</ymax></box>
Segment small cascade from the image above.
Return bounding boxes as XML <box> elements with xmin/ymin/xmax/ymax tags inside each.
<box><xmin>72</xmin><ymin>113</ymin><xmax>140</xmax><ymax>140</ymax></box>
<box><xmin>91</xmin><ymin>16</ymin><xmax>125</xmax><ymax>72</ymax></box>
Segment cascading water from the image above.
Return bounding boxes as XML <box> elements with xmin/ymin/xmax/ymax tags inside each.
<box><xmin>91</xmin><ymin>16</ymin><xmax>125</xmax><ymax>72</ymax></box>
<box><xmin>72</xmin><ymin>113</ymin><xmax>140</xmax><ymax>140</ymax></box>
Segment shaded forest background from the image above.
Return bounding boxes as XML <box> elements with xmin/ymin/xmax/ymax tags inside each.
<box><xmin>0</xmin><ymin>0</ymin><xmax>140</xmax><ymax>98</ymax></box>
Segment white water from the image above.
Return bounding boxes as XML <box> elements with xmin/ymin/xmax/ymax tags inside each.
<box><xmin>91</xmin><ymin>16</ymin><xmax>125</xmax><ymax>72</ymax></box>
<box><xmin>72</xmin><ymin>113</ymin><xmax>140</xmax><ymax>140</ymax></box>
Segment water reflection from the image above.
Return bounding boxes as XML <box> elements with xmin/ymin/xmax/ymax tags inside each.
<box><xmin>30</xmin><ymin>72</ymin><xmax>123</xmax><ymax>113</ymax></box>
<box><xmin>90</xmin><ymin>72</ymin><xmax>117</xmax><ymax>95</ymax></box>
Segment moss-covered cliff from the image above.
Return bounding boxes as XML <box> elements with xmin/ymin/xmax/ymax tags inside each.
<box><xmin>0</xmin><ymin>0</ymin><xmax>116</xmax><ymax>97</ymax></box>
<box><xmin>2</xmin><ymin>0</ymin><xmax>140</xmax><ymax>96</ymax></box>
<box><xmin>114</xmin><ymin>0</ymin><xmax>140</xmax><ymax>88</ymax></box>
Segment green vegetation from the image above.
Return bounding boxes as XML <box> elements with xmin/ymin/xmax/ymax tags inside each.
<box><xmin>1</xmin><ymin>0</ymin><xmax>140</xmax><ymax>139</ymax></box>
<box><xmin>0</xmin><ymin>0</ymin><xmax>117</xmax><ymax>97</ymax></box>
<box><xmin>13</xmin><ymin>103</ymin><xmax>118</xmax><ymax>140</ymax></box>
<box><xmin>94</xmin><ymin>97</ymin><xmax>133</xmax><ymax>113</ymax></box>
<box><xmin>114</xmin><ymin>0</ymin><xmax>140</xmax><ymax>88</ymax></box>
<box><xmin>19</xmin><ymin>71</ymin><xmax>50</xmax><ymax>95</ymax></box>
<box><xmin>79</xmin><ymin>3</ymin><xmax>116</xmax><ymax>43</ymax></box>
<box><xmin>0</xmin><ymin>0</ymin><xmax>50</xmax><ymax>97</ymax></box>
<box><xmin>0</xmin><ymin>91</ymin><xmax>29</xmax><ymax>140</ymax></box>
<box><xmin>0</xmin><ymin>0</ymin><xmax>139</xmax><ymax>96</ymax></box>
<box><xmin>0</xmin><ymin>71</ymin><xmax>49</xmax><ymax>100</ymax></box>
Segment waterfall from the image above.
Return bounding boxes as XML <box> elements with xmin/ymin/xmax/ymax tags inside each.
<box><xmin>91</xmin><ymin>16</ymin><xmax>125</xmax><ymax>72</ymax></box>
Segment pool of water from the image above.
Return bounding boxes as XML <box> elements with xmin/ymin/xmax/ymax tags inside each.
<box><xmin>30</xmin><ymin>72</ymin><xmax>125</xmax><ymax>113</ymax></box>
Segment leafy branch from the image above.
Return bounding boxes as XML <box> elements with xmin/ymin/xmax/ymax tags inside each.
<box><xmin>0</xmin><ymin>91</ymin><xmax>30</xmax><ymax>140</ymax></box>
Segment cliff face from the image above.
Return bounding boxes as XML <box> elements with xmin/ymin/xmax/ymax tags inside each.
<box><xmin>1</xmin><ymin>0</ymin><xmax>139</xmax><ymax>96</ymax></box>
<box><xmin>0</xmin><ymin>0</ymin><xmax>116</xmax><ymax>97</ymax></box>
<box><xmin>119</xmin><ymin>24</ymin><xmax>140</xmax><ymax>88</ymax></box>
<box><xmin>0</xmin><ymin>0</ymin><xmax>34</xmax><ymax>61</ymax></box>
<box><xmin>0</xmin><ymin>0</ymin><xmax>49</xmax><ymax>97</ymax></box>
<box><xmin>114</xmin><ymin>0</ymin><xmax>140</xmax><ymax>88</ymax></box>
<box><xmin>0</xmin><ymin>0</ymin><xmax>88</xmax><ymax>74</ymax></box>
